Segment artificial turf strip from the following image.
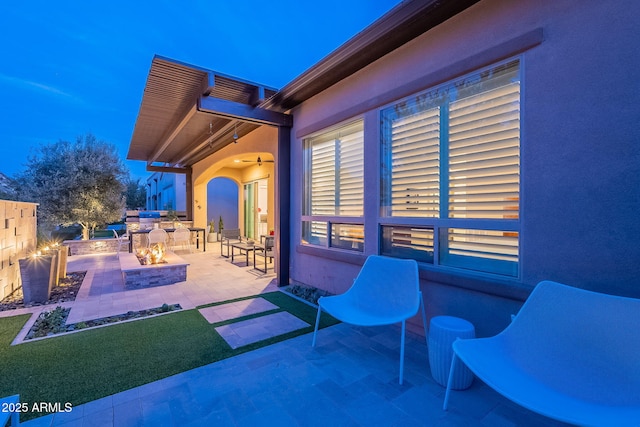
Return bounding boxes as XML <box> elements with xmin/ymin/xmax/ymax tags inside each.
<box><xmin>0</xmin><ymin>291</ymin><xmax>338</xmax><ymax>422</ymax></box>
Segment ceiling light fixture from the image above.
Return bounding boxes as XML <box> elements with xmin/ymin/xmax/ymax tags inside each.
<box><xmin>233</xmin><ymin>122</ymin><xmax>239</xmax><ymax>143</ymax></box>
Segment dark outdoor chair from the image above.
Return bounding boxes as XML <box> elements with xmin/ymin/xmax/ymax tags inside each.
<box><xmin>220</xmin><ymin>229</ymin><xmax>241</xmax><ymax>258</ymax></box>
<box><xmin>253</xmin><ymin>236</ymin><xmax>274</xmax><ymax>273</ymax></box>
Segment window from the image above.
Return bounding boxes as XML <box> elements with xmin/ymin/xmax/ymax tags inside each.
<box><xmin>381</xmin><ymin>60</ymin><xmax>520</xmax><ymax>276</ymax></box>
<box><xmin>302</xmin><ymin>120</ymin><xmax>364</xmax><ymax>251</ymax></box>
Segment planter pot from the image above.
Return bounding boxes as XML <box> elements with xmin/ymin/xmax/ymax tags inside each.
<box><xmin>19</xmin><ymin>253</ymin><xmax>58</xmax><ymax>304</ymax></box>
<box><xmin>207</xmin><ymin>233</ymin><xmax>217</xmax><ymax>243</ymax></box>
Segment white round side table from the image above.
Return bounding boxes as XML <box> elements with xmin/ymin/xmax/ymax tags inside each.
<box><xmin>428</xmin><ymin>315</ymin><xmax>475</xmax><ymax>389</ymax></box>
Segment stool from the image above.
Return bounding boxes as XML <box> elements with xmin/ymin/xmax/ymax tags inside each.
<box><xmin>429</xmin><ymin>316</ymin><xmax>475</xmax><ymax>389</ymax></box>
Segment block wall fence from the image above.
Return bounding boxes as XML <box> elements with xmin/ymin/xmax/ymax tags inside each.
<box><xmin>0</xmin><ymin>199</ymin><xmax>38</xmax><ymax>300</ymax></box>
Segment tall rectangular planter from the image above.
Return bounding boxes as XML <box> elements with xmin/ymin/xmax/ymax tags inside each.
<box><xmin>19</xmin><ymin>253</ymin><xmax>57</xmax><ymax>304</ymax></box>
<box><xmin>57</xmin><ymin>247</ymin><xmax>68</xmax><ymax>279</ymax></box>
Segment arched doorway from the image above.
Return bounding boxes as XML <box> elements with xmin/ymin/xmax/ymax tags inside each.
<box><xmin>207</xmin><ymin>177</ymin><xmax>239</xmax><ymax>232</ymax></box>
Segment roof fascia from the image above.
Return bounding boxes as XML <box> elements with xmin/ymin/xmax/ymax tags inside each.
<box><xmin>264</xmin><ymin>0</ymin><xmax>480</xmax><ymax>110</ymax></box>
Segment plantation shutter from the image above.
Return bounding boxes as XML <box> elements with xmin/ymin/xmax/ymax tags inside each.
<box><xmin>310</xmin><ymin>139</ymin><xmax>335</xmax><ymax>216</ymax></box>
<box><xmin>390</xmin><ymin>107</ymin><xmax>440</xmax><ymax>217</ymax></box>
<box><xmin>338</xmin><ymin>128</ymin><xmax>364</xmax><ymax>216</ymax></box>
<box><xmin>448</xmin><ymin>82</ymin><xmax>520</xmax><ymax>219</ymax></box>
<box><xmin>308</xmin><ymin>122</ymin><xmax>363</xmax><ymax>217</ymax></box>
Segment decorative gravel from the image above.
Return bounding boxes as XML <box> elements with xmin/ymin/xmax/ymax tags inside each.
<box><xmin>25</xmin><ymin>303</ymin><xmax>182</xmax><ymax>340</ymax></box>
<box><xmin>0</xmin><ymin>271</ymin><xmax>86</xmax><ymax>312</ymax></box>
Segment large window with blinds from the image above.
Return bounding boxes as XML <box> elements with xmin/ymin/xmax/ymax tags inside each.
<box><xmin>302</xmin><ymin>120</ymin><xmax>364</xmax><ymax>252</ymax></box>
<box><xmin>380</xmin><ymin>60</ymin><xmax>520</xmax><ymax>276</ymax></box>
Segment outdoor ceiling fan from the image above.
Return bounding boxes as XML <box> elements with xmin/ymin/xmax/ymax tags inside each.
<box><xmin>240</xmin><ymin>156</ymin><xmax>274</xmax><ymax>166</ymax></box>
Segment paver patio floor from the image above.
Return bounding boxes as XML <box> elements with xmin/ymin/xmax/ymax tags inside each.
<box><xmin>4</xmin><ymin>245</ymin><xmax>570</xmax><ymax>426</ymax></box>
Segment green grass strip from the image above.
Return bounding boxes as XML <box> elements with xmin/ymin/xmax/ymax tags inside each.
<box><xmin>0</xmin><ymin>291</ymin><xmax>337</xmax><ymax>422</ymax></box>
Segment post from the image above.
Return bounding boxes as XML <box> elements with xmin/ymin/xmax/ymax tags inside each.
<box><xmin>276</xmin><ymin>125</ymin><xmax>291</xmax><ymax>286</ymax></box>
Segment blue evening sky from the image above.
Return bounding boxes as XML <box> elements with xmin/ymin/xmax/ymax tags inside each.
<box><xmin>0</xmin><ymin>0</ymin><xmax>400</xmax><ymax>180</ymax></box>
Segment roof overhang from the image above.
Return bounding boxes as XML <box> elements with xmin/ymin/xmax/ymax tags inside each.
<box><xmin>263</xmin><ymin>0</ymin><xmax>480</xmax><ymax>111</ymax></box>
<box><xmin>128</xmin><ymin>0</ymin><xmax>479</xmax><ymax>171</ymax></box>
<box><xmin>127</xmin><ymin>56</ymin><xmax>291</xmax><ymax>171</ymax></box>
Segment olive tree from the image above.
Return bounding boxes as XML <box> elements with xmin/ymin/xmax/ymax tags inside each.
<box><xmin>16</xmin><ymin>134</ymin><xmax>127</xmax><ymax>240</ymax></box>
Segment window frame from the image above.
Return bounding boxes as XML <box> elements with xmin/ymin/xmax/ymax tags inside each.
<box><xmin>301</xmin><ymin>119</ymin><xmax>365</xmax><ymax>252</ymax></box>
<box><xmin>379</xmin><ymin>58</ymin><xmax>522</xmax><ymax>278</ymax></box>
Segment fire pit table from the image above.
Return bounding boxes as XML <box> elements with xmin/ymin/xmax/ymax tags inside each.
<box><xmin>119</xmin><ymin>250</ymin><xmax>189</xmax><ymax>289</ymax></box>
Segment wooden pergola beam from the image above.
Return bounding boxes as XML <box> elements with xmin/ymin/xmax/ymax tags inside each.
<box><xmin>198</xmin><ymin>96</ymin><xmax>292</xmax><ymax>127</ymax></box>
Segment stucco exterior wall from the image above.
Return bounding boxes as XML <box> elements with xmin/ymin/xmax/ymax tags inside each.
<box><xmin>288</xmin><ymin>0</ymin><xmax>640</xmax><ymax>336</ymax></box>
<box><xmin>192</xmin><ymin>125</ymin><xmax>278</xmax><ymax>236</ymax></box>
<box><xmin>0</xmin><ymin>200</ymin><xmax>38</xmax><ymax>300</ymax></box>
<box><xmin>146</xmin><ymin>173</ymin><xmax>187</xmax><ymax>212</ymax></box>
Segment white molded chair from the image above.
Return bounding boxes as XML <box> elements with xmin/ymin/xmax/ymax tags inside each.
<box><xmin>147</xmin><ymin>228</ymin><xmax>168</xmax><ymax>247</ymax></box>
<box><xmin>172</xmin><ymin>227</ymin><xmax>192</xmax><ymax>252</ymax></box>
<box><xmin>312</xmin><ymin>255</ymin><xmax>427</xmax><ymax>385</ymax></box>
<box><xmin>112</xmin><ymin>229</ymin><xmax>129</xmax><ymax>258</ymax></box>
<box><xmin>0</xmin><ymin>394</ymin><xmax>20</xmax><ymax>426</ymax></box>
<box><xmin>443</xmin><ymin>281</ymin><xmax>640</xmax><ymax>426</ymax></box>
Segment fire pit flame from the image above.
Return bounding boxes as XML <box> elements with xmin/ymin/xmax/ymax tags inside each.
<box><xmin>136</xmin><ymin>243</ymin><xmax>167</xmax><ymax>265</ymax></box>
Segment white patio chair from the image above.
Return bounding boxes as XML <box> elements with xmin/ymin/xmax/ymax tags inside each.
<box><xmin>172</xmin><ymin>227</ymin><xmax>192</xmax><ymax>252</ymax></box>
<box><xmin>0</xmin><ymin>394</ymin><xmax>20</xmax><ymax>426</ymax></box>
<box><xmin>112</xmin><ymin>229</ymin><xmax>129</xmax><ymax>258</ymax></box>
<box><xmin>312</xmin><ymin>255</ymin><xmax>427</xmax><ymax>385</ymax></box>
<box><xmin>147</xmin><ymin>228</ymin><xmax>168</xmax><ymax>247</ymax></box>
<box><xmin>443</xmin><ymin>280</ymin><xmax>640</xmax><ymax>426</ymax></box>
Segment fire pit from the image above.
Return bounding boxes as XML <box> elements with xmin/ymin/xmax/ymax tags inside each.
<box><xmin>119</xmin><ymin>248</ymin><xmax>189</xmax><ymax>290</ymax></box>
<box><xmin>136</xmin><ymin>243</ymin><xmax>167</xmax><ymax>265</ymax></box>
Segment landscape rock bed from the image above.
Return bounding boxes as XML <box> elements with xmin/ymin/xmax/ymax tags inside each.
<box><xmin>26</xmin><ymin>303</ymin><xmax>182</xmax><ymax>340</ymax></box>
<box><xmin>0</xmin><ymin>271</ymin><xmax>86</xmax><ymax>312</ymax></box>
<box><xmin>283</xmin><ymin>284</ymin><xmax>332</xmax><ymax>306</ymax></box>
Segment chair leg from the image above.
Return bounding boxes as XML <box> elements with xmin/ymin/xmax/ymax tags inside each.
<box><xmin>312</xmin><ymin>306</ymin><xmax>322</xmax><ymax>347</ymax></box>
<box><xmin>419</xmin><ymin>291</ymin><xmax>428</xmax><ymax>346</ymax></box>
<box><xmin>443</xmin><ymin>351</ymin><xmax>459</xmax><ymax>410</ymax></box>
<box><xmin>399</xmin><ymin>320</ymin><xmax>406</xmax><ymax>385</ymax></box>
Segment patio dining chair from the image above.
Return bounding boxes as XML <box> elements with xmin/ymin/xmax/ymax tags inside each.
<box><xmin>312</xmin><ymin>255</ymin><xmax>427</xmax><ymax>385</ymax></box>
<box><xmin>112</xmin><ymin>229</ymin><xmax>129</xmax><ymax>258</ymax></box>
<box><xmin>147</xmin><ymin>228</ymin><xmax>168</xmax><ymax>247</ymax></box>
<box><xmin>172</xmin><ymin>227</ymin><xmax>192</xmax><ymax>252</ymax></box>
<box><xmin>220</xmin><ymin>228</ymin><xmax>241</xmax><ymax>258</ymax></box>
<box><xmin>253</xmin><ymin>236</ymin><xmax>274</xmax><ymax>273</ymax></box>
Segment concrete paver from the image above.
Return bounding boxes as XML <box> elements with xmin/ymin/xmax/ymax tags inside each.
<box><xmin>7</xmin><ymin>245</ymin><xmax>570</xmax><ymax>426</ymax></box>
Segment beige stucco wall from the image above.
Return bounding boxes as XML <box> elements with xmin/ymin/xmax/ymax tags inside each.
<box><xmin>0</xmin><ymin>200</ymin><xmax>38</xmax><ymax>300</ymax></box>
<box><xmin>192</xmin><ymin>125</ymin><xmax>278</xmax><ymax>237</ymax></box>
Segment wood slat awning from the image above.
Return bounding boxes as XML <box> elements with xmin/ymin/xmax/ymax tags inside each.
<box><xmin>128</xmin><ymin>0</ymin><xmax>480</xmax><ymax>172</ymax></box>
<box><xmin>127</xmin><ymin>55</ymin><xmax>290</xmax><ymax>171</ymax></box>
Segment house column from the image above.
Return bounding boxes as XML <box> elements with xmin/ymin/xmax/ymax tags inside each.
<box><xmin>276</xmin><ymin>125</ymin><xmax>291</xmax><ymax>286</ymax></box>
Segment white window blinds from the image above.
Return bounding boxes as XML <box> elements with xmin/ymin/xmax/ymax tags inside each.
<box><xmin>380</xmin><ymin>59</ymin><xmax>521</xmax><ymax>277</ymax></box>
<box><xmin>390</xmin><ymin>107</ymin><xmax>440</xmax><ymax>217</ymax></box>
<box><xmin>448</xmin><ymin>82</ymin><xmax>520</xmax><ymax>219</ymax></box>
<box><xmin>306</xmin><ymin>121</ymin><xmax>364</xmax><ymax>217</ymax></box>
